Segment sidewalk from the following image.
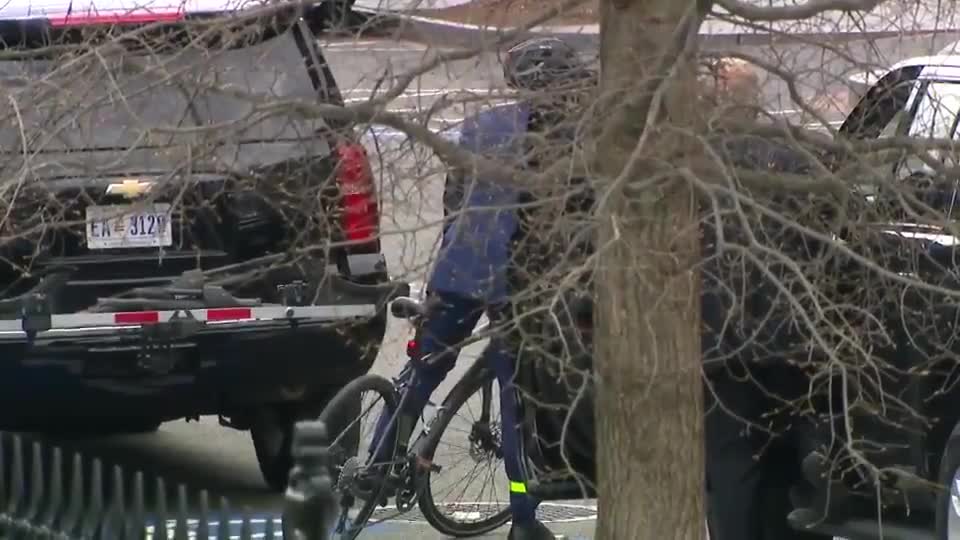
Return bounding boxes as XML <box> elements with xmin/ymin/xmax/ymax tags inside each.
<box><xmin>148</xmin><ymin>500</ymin><xmax>598</xmax><ymax>539</ymax></box>
<box><xmin>356</xmin><ymin>501</ymin><xmax>597</xmax><ymax>539</ymax></box>
<box><xmin>147</xmin><ymin>513</ymin><xmax>596</xmax><ymax>540</ymax></box>
<box><xmin>359</xmin><ymin>518</ymin><xmax>595</xmax><ymax>539</ymax></box>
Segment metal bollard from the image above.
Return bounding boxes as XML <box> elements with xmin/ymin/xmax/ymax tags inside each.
<box><xmin>0</xmin><ymin>432</ymin><xmax>262</xmax><ymax>540</ymax></box>
<box><xmin>283</xmin><ymin>420</ymin><xmax>340</xmax><ymax>540</ymax></box>
<box><xmin>0</xmin><ymin>431</ymin><xmax>300</xmax><ymax>540</ymax></box>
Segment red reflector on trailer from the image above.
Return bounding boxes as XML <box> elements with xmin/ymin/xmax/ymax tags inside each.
<box><xmin>115</xmin><ymin>311</ymin><xmax>160</xmax><ymax>325</ymax></box>
<box><xmin>207</xmin><ymin>308</ymin><xmax>253</xmax><ymax>322</ymax></box>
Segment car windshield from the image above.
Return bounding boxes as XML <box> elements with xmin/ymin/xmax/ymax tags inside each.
<box><xmin>0</xmin><ymin>10</ymin><xmax>338</xmax><ymax>177</ymax></box>
<box><xmin>897</xmin><ymin>80</ymin><xmax>960</xmax><ymax>183</ymax></box>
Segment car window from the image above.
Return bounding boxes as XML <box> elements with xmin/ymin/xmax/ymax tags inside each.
<box><xmin>879</xmin><ymin>109</ymin><xmax>905</xmax><ymax>138</ymax></box>
<box><xmin>899</xmin><ymin>81</ymin><xmax>960</xmax><ymax>179</ymax></box>
<box><xmin>908</xmin><ymin>81</ymin><xmax>960</xmax><ymax>139</ymax></box>
<box><xmin>840</xmin><ymin>65</ymin><xmax>922</xmax><ymax>139</ymax></box>
<box><xmin>842</xmin><ymin>78</ymin><xmax>917</xmax><ymax>199</ymax></box>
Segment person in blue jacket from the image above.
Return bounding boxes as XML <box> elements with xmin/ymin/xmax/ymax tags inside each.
<box><xmin>368</xmin><ymin>37</ymin><xmax>590</xmax><ymax>540</ymax></box>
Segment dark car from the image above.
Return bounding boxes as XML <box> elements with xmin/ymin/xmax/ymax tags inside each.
<box><xmin>0</xmin><ymin>1</ymin><xmax>406</xmax><ymax>491</ymax></box>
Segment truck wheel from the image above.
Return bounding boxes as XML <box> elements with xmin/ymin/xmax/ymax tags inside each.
<box><xmin>251</xmin><ymin>390</ymin><xmax>362</xmax><ymax>493</ymax></box>
<box><xmin>935</xmin><ymin>423</ymin><xmax>960</xmax><ymax>539</ymax></box>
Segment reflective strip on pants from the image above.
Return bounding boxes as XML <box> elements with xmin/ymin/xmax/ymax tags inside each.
<box><xmin>510</xmin><ymin>481</ymin><xmax>527</xmax><ymax>494</ymax></box>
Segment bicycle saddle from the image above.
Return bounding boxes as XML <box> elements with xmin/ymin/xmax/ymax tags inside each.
<box><xmin>390</xmin><ymin>296</ymin><xmax>426</xmax><ymax>319</ymax></box>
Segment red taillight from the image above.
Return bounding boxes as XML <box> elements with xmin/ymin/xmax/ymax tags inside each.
<box><xmin>406</xmin><ymin>339</ymin><xmax>418</xmax><ymax>358</ymax></box>
<box><xmin>49</xmin><ymin>10</ymin><xmax>185</xmax><ymax>27</ymax></box>
<box><xmin>335</xmin><ymin>142</ymin><xmax>379</xmax><ymax>252</ymax></box>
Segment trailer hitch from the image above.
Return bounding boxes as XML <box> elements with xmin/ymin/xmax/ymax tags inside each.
<box><xmin>137</xmin><ymin>310</ymin><xmax>203</xmax><ymax>375</ymax></box>
<box><xmin>19</xmin><ymin>292</ymin><xmax>53</xmax><ymax>344</ymax></box>
<box><xmin>278</xmin><ymin>280</ymin><xmax>310</xmax><ymax>307</ymax></box>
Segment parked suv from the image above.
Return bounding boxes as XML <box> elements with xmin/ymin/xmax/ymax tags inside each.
<box><xmin>0</xmin><ymin>1</ymin><xmax>406</xmax><ymax>491</ymax></box>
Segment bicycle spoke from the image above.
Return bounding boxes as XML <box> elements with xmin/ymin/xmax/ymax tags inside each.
<box><xmin>426</xmin><ymin>376</ymin><xmax>511</xmax><ymax>526</ymax></box>
<box><xmin>318</xmin><ymin>375</ymin><xmax>403</xmax><ymax>539</ymax></box>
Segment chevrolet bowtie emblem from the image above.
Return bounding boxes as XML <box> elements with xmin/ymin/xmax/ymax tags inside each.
<box><xmin>106</xmin><ymin>179</ymin><xmax>153</xmax><ymax>199</ymax></box>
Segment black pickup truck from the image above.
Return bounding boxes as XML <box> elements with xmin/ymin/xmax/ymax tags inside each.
<box><xmin>0</xmin><ymin>1</ymin><xmax>406</xmax><ymax>491</ymax></box>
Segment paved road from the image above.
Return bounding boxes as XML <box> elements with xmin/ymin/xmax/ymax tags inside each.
<box><xmin>322</xmin><ymin>33</ymin><xmax>960</xmax><ymax>127</ymax></box>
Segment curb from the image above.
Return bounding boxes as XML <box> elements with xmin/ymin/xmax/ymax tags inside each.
<box><xmin>351</xmin><ymin>8</ymin><xmax>960</xmax><ymax>52</ymax></box>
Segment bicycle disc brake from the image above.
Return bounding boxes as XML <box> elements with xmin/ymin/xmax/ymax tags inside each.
<box><xmin>469</xmin><ymin>422</ymin><xmax>503</xmax><ymax>462</ymax></box>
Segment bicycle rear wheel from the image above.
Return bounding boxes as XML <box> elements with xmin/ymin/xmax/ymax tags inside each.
<box><xmin>319</xmin><ymin>374</ymin><xmax>400</xmax><ymax>540</ymax></box>
<box><xmin>417</xmin><ymin>361</ymin><xmax>513</xmax><ymax>537</ymax></box>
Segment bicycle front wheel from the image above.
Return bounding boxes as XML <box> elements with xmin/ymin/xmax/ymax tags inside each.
<box><xmin>417</xmin><ymin>361</ymin><xmax>513</xmax><ymax>537</ymax></box>
<box><xmin>319</xmin><ymin>374</ymin><xmax>400</xmax><ymax>540</ymax></box>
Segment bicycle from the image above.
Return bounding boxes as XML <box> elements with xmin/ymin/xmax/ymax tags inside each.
<box><xmin>317</xmin><ymin>292</ymin><xmax>596</xmax><ymax>540</ymax></box>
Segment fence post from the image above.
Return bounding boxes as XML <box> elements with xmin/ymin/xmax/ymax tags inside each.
<box><xmin>283</xmin><ymin>420</ymin><xmax>339</xmax><ymax>540</ymax></box>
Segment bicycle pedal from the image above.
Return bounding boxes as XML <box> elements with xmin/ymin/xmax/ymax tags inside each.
<box><xmin>415</xmin><ymin>456</ymin><xmax>441</xmax><ymax>473</ymax></box>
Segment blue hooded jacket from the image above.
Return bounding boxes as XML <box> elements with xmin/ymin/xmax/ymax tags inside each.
<box><xmin>427</xmin><ymin>102</ymin><xmax>532</xmax><ymax>305</ymax></box>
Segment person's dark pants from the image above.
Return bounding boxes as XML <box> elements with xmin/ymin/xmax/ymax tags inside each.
<box><xmin>369</xmin><ymin>291</ymin><xmax>539</xmax><ymax>524</ymax></box>
<box><xmin>705</xmin><ymin>350</ymin><xmax>833</xmax><ymax>540</ymax></box>
<box><xmin>702</xmin><ymin>268</ymin><xmax>830</xmax><ymax>540</ymax></box>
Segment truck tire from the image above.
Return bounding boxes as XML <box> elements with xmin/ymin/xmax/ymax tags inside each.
<box><xmin>251</xmin><ymin>406</ymin><xmax>296</xmax><ymax>493</ymax></box>
<box><xmin>251</xmin><ymin>390</ymin><xmax>362</xmax><ymax>493</ymax></box>
<box><xmin>935</xmin><ymin>422</ymin><xmax>960</xmax><ymax>539</ymax></box>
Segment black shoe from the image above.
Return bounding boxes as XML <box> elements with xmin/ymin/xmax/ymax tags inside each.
<box><xmin>787</xmin><ymin>507</ymin><xmax>826</xmax><ymax>530</ymax></box>
<box><xmin>801</xmin><ymin>451</ymin><xmax>829</xmax><ymax>487</ymax></box>
<box><xmin>792</xmin><ymin>451</ymin><xmax>849</xmax><ymax>525</ymax></box>
<box><xmin>802</xmin><ymin>451</ymin><xmax>849</xmax><ymax>499</ymax></box>
<box><xmin>508</xmin><ymin>519</ymin><xmax>556</xmax><ymax>540</ymax></box>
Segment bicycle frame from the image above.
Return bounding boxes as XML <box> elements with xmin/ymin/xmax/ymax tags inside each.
<box><xmin>352</xmin><ymin>308</ymin><xmax>498</xmax><ymax>511</ymax></box>
<box><xmin>357</xmin><ymin>295</ymin><xmax>594</xmax><ymax>526</ymax></box>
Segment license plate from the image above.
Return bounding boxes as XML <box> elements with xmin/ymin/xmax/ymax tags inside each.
<box><xmin>86</xmin><ymin>204</ymin><xmax>172</xmax><ymax>249</ymax></box>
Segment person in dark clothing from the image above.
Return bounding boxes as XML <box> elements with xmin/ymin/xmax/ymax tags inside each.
<box><xmin>367</xmin><ymin>37</ymin><xmax>591</xmax><ymax>540</ymax></box>
<box><xmin>700</xmin><ymin>58</ymin><xmax>835</xmax><ymax>540</ymax></box>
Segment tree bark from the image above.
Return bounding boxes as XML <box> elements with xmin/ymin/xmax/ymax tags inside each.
<box><xmin>593</xmin><ymin>0</ymin><xmax>706</xmax><ymax>537</ymax></box>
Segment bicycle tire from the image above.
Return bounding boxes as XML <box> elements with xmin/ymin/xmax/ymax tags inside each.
<box><xmin>417</xmin><ymin>361</ymin><xmax>513</xmax><ymax>537</ymax></box>
<box><xmin>319</xmin><ymin>374</ymin><xmax>399</xmax><ymax>540</ymax></box>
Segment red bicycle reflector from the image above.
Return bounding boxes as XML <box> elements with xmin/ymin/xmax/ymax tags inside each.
<box><xmin>207</xmin><ymin>308</ymin><xmax>253</xmax><ymax>322</ymax></box>
<box><xmin>406</xmin><ymin>339</ymin><xmax>418</xmax><ymax>357</ymax></box>
<box><xmin>115</xmin><ymin>311</ymin><xmax>160</xmax><ymax>325</ymax></box>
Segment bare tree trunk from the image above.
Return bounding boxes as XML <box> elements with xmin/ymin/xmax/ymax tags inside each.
<box><xmin>593</xmin><ymin>0</ymin><xmax>706</xmax><ymax>537</ymax></box>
